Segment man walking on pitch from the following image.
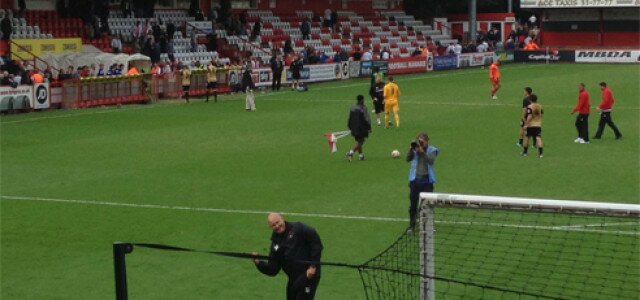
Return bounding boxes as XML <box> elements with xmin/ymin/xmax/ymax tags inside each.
<box><xmin>571</xmin><ymin>83</ymin><xmax>590</xmax><ymax>144</ymax></box>
<box><xmin>383</xmin><ymin>76</ymin><xmax>401</xmax><ymax>128</ymax></box>
<box><xmin>517</xmin><ymin>87</ymin><xmax>533</xmax><ymax>147</ymax></box>
<box><xmin>180</xmin><ymin>65</ymin><xmax>192</xmax><ymax>103</ymax></box>
<box><xmin>406</xmin><ymin>132</ymin><xmax>439</xmax><ymax>230</ymax></box>
<box><xmin>270</xmin><ymin>54</ymin><xmax>284</xmax><ymax>91</ymax></box>
<box><xmin>489</xmin><ymin>60</ymin><xmax>501</xmax><ymax>100</ymax></box>
<box><xmin>593</xmin><ymin>82</ymin><xmax>622</xmax><ymax>140</ymax></box>
<box><xmin>522</xmin><ymin>94</ymin><xmax>544</xmax><ymax>158</ymax></box>
<box><xmin>254</xmin><ymin>213</ymin><xmax>323</xmax><ymax>300</ymax></box>
<box><xmin>346</xmin><ymin>95</ymin><xmax>372</xmax><ymax>162</ymax></box>
<box><xmin>369</xmin><ymin>75</ymin><xmax>385</xmax><ymax>126</ymax></box>
<box><xmin>205</xmin><ymin>60</ymin><xmax>218</xmax><ymax>102</ymax></box>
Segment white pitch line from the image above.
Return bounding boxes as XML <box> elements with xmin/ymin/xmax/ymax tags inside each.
<box><xmin>2</xmin><ymin>195</ymin><xmax>638</xmax><ymax>235</ymax></box>
<box><xmin>0</xmin><ymin>105</ymin><xmax>155</xmax><ymax>124</ymax></box>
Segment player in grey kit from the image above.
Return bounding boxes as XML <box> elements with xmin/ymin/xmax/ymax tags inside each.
<box><xmin>254</xmin><ymin>213</ymin><xmax>323</xmax><ymax>300</ymax></box>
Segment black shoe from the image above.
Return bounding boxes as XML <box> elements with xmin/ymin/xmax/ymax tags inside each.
<box><xmin>593</xmin><ymin>136</ymin><xmax>601</xmax><ymax>139</ymax></box>
<box><xmin>346</xmin><ymin>152</ymin><xmax>353</xmax><ymax>162</ymax></box>
<box><xmin>616</xmin><ymin>136</ymin><xmax>622</xmax><ymax>140</ymax></box>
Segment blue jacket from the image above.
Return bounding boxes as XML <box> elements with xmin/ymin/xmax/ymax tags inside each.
<box><xmin>407</xmin><ymin>145</ymin><xmax>439</xmax><ymax>183</ymax></box>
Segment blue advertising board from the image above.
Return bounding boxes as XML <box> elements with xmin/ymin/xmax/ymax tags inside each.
<box><xmin>433</xmin><ymin>55</ymin><xmax>458</xmax><ymax>70</ymax></box>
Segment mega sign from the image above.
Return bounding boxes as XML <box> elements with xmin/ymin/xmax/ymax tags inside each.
<box><xmin>521</xmin><ymin>0</ymin><xmax>640</xmax><ymax>8</ymax></box>
<box><xmin>575</xmin><ymin>50</ymin><xmax>640</xmax><ymax>63</ymax></box>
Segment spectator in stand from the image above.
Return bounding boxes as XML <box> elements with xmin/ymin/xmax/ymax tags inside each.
<box><xmin>453</xmin><ymin>41</ymin><xmax>462</xmax><ymax>55</ymax></box>
<box><xmin>523</xmin><ymin>39</ymin><xmax>539</xmax><ymax>50</ymax></box>
<box><xmin>530</xmin><ymin>26</ymin><xmax>540</xmax><ymax>44</ymax></box>
<box><xmin>324</xmin><ymin>8</ymin><xmax>332</xmax><ymax>28</ymax></box>
<box><xmin>487</xmin><ymin>27</ymin><xmax>500</xmax><ymax>49</ymax></box>
<box><xmin>505</xmin><ymin>39</ymin><xmax>516</xmax><ymax>50</ymax></box>
<box><xmin>362</xmin><ymin>48</ymin><xmax>373</xmax><ymax>61</ymax></box>
<box><xmin>477</xmin><ymin>40</ymin><xmax>489</xmax><ymax>52</ymax></box>
<box><xmin>283</xmin><ymin>38</ymin><xmax>293</xmax><ymax>55</ymax></box>
<box><xmin>528</xmin><ymin>14</ymin><xmax>538</xmax><ymax>28</ymax></box>
<box><xmin>239</xmin><ymin>10</ymin><xmax>248</xmax><ymax>26</ymax></box>
<box><xmin>132</xmin><ymin>21</ymin><xmax>144</xmax><ymax>52</ymax></box>
<box><xmin>18</xmin><ymin>0</ymin><xmax>26</xmax><ymax>18</ymax></box>
<box><xmin>517</xmin><ymin>24</ymin><xmax>528</xmax><ymax>48</ymax></box>
<box><xmin>252</xmin><ymin>18</ymin><xmax>261</xmax><ymax>41</ymax></box>
<box><xmin>435</xmin><ymin>42</ymin><xmax>446</xmax><ymax>56</ymax></box>
<box><xmin>333</xmin><ymin>51</ymin><xmax>342</xmax><ymax>63</ymax></box>
<box><xmin>300</xmin><ymin>18</ymin><xmax>311</xmax><ymax>40</ymax></box>
<box><xmin>353</xmin><ymin>48</ymin><xmax>362</xmax><ymax>61</ymax></box>
<box><xmin>195</xmin><ymin>9</ymin><xmax>204</xmax><ymax>21</ymax></box>
<box><xmin>31</xmin><ymin>69</ymin><xmax>43</xmax><ymax>84</ymax></box>
<box><xmin>127</xmin><ymin>65</ymin><xmax>139</xmax><ymax>75</ymax></box>
<box><xmin>96</xmin><ymin>63</ymin><xmax>105</xmax><ymax>76</ymax></box>
<box><xmin>331</xmin><ymin>10</ymin><xmax>338</xmax><ymax>31</ymax></box>
<box><xmin>121</xmin><ymin>0</ymin><xmax>132</xmax><ymax>18</ymax></box>
<box><xmin>1</xmin><ymin>14</ymin><xmax>11</xmax><ymax>40</ymax></box>
<box><xmin>339</xmin><ymin>48</ymin><xmax>349</xmax><ymax>62</ymax></box>
<box><xmin>270</xmin><ymin>53</ymin><xmax>283</xmax><ymax>91</ymax></box>
<box><xmin>381</xmin><ymin>47</ymin><xmax>390</xmax><ymax>60</ymax></box>
<box><xmin>166</xmin><ymin>20</ymin><xmax>175</xmax><ymax>41</ymax></box>
<box><xmin>43</xmin><ymin>66</ymin><xmax>53</xmax><ymax>82</ymax></box>
<box><xmin>319</xmin><ymin>51</ymin><xmax>330</xmax><ymax>64</ymax></box>
<box><xmin>111</xmin><ymin>35</ymin><xmax>123</xmax><ymax>54</ymax></box>
<box><xmin>446</xmin><ymin>42</ymin><xmax>455</xmax><ymax>55</ymax></box>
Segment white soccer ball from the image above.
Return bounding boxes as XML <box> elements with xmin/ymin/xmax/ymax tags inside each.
<box><xmin>391</xmin><ymin>149</ymin><xmax>401</xmax><ymax>158</ymax></box>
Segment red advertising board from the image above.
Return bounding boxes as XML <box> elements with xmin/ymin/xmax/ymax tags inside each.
<box><xmin>387</xmin><ymin>56</ymin><xmax>429</xmax><ymax>75</ymax></box>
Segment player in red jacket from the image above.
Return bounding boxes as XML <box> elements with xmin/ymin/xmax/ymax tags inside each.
<box><xmin>571</xmin><ymin>83</ymin><xmax>591</xmax><ymax>144</ymax></box>
<box><xmin>593</xmin><ymin>82</ymin><xmax>622</xmax><ymax>140</ymax></box>
<box><xmin>489</xmin><ymin>60</ymin><xmax>501</xmax><ymax>100</ymax></box>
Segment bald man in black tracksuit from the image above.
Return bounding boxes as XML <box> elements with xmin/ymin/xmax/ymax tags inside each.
<box><xmin>254</xmin><ymin>213</ymin><xmax>323</xmax><ymax>300</ymax></box>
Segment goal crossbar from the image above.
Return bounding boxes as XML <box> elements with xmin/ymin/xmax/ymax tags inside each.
<box><xmin>420</xmin><ymin>193</ymin><xmax>640</xmax><ymax>217</ymax></box>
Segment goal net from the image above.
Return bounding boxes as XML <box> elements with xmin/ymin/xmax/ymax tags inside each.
<box><xmin>359</xmin><ymin>193</ymin><xmax>639</xmax><ymax>300</ymax></box>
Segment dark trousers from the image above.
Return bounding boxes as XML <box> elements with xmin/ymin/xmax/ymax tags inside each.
<box><xmin>575</xmin><ymin>114</ymin><xmax>589</xmax><ymax>142</ymax></box>
<box><xmin>409</xmin><ymin>179</ymin><xmax>434</xmax><ymax>229</ymax></box>
<box><xmin>272</xmin><ymin>72</ymin><xmax>282</xmax><ymax>91</ymax></box>
<box><xmin>594</xmin><ymin>112</ymin><xmax>622</xmax><ymax>139</ymax></box>
<box><xmin>287</xmin><ymin>274</ymin><xmax>320</xmax><ymax>300</ymax></box>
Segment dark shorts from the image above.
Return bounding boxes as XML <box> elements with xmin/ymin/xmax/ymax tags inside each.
<box><xmin>373</xmin><ymin>99</ymin><xmax>384</xmax><ymax>114</ymax></box>
<box><xmin>526</xmin><ymin>127</ymin><xmax>541</xmax><ymax>137</ymax></box>
<box><xmin>354</xmin><ymin>136</ymin><xmax>366</xmax><ymax>143</ymax></box>
<box><xmin>292</xmin><ymin>72</ymin><xmax>301</xmax><ymax>80</ymax></box>
<box><xmin>207</xmin><ymin>82</ymin><xmax>217</xmax><ymax>89</ymax></box>
<box><xmin>182</xmin><ymin>85</ymin><xmax>190</xmax><ymax>92</ymax></box>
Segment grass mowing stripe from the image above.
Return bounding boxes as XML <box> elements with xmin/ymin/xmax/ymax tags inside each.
<box><xmin>3</xmin><ymin>195</ymin><xmax>636</xmax><ymax>235</ymax></box>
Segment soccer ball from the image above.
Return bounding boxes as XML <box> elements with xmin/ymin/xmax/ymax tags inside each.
<box><xmin>391</xmin><ymin>149</ymin><xmax>401</xmax><ymax>158</ymax></box>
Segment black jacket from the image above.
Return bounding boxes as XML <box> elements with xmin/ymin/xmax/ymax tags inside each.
<box><xmin>256</xmin><ymin>221</ymin><xmax>323</xmax><ymax>278</ymax></box>
<box><xmin>242</xmin><ymin>69</ymin><xmax>254</xmax><ymax>91</ymax></box>
<box><xmin>270</xmin><ymin>57</ymin><xmax>283</xmax><ymax>74</ymax></box>
<box><xmin>348</xmin><ymin>103</ymin><xmax>371</xmax><ymax>138</ymax></box>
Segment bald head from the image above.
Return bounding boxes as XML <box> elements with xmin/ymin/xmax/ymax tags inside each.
<box><xmin>267</xmin><ymin>213</ymin><xmax>286</xmax><ymax>234</ymax></box>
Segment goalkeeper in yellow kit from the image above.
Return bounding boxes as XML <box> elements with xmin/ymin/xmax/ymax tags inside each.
<box><xmin>383</xmin><ymin>76</ymin><xmax>401</xmax><ymax>128</ymax></box>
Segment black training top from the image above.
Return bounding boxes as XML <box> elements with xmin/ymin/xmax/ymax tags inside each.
<box><xmin>256</xmin><ymin>221</ymin><xmax>323</xmax><ymax>278</ymax></box>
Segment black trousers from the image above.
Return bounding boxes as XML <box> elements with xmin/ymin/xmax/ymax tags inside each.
<box><xmin>409</xmin><ymin>179</ymin><xmax>433</xmax><ymax>229</ymax></box>
<box><xmin>575</xmin><ymin>114</ymin><xmax>589</xmax><ymax>142</ymax></box>
<box><xmin>272</xmin><ymin>72</ymin><xmax>282</xmax><ymax>90</ymax></box>
<box><xmin>594</xmin><ymin>112</ymin><xmax>622</xmax><ymax>139</ymax></box>
<box><xmin>287</xmin><ymin>274</ymin><xmax>320</xmax><ymax>300</ymax></box>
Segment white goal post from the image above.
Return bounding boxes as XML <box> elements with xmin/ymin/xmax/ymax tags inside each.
<box><xmin>418</xmin><ymin>193</ymin><xmax>640</xmax><ymax>300</ymax></box>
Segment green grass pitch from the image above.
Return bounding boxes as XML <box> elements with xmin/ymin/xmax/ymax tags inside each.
<box><xmin>1</xmin><ymin>63</ymin><xmax>638</xmax><ymax>299</ymax></box>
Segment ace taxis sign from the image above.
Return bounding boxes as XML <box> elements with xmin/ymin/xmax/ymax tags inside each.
<box><xmin>521</xmin><ymin>0</ymin><xmax>639</xmax><ymax>7</ymax></box>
